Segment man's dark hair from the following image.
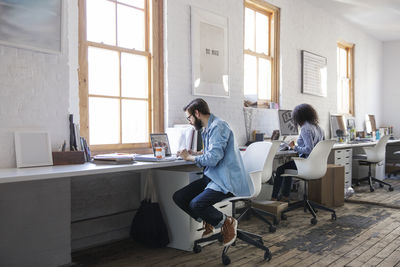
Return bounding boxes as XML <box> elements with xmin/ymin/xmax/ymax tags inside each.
<box><xmin>292</xmin><ymin>103</ymin><xmax>319</xmax><ymax>127</ymax></box>
<box><xmin>183</xmin><ymin>98</ymin><xmax>211</xmax><ymax>116</ymax></box>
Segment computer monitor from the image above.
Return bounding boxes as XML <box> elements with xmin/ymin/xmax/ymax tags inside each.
<box><xmin>330</xmin><ymin>114</ymin><xmax>347</xmax><ymax>138</ymax></box>
<box><xmin>365</xmin><ymin>114</ymin><xmax>377</xmax><ymax>134</ymax></box>
<box><xmin>278</xmin><ymin>110</ymin><xmax>298</xmax><ymax>136</ymax></box>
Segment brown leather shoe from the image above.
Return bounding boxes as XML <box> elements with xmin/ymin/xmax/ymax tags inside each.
<box><xmin>202</xmin><ymin>222</ymin><xmax>214</xmax><ymax>238</ymax></box>
<box><xmin>221</xmin><ymin>216</ymin><xmax>237</xmax><ymax>247</ymax></box>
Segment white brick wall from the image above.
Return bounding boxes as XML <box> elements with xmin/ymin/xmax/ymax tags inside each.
<box><xmin>382</xmin><ymin>41</ymin><xmax>400</xmax><ymax>136</ymax></box>
<box><xmin>0</xmin><ymin>0</ymin><xmax>386</xmax><ymax>167</ymax></box>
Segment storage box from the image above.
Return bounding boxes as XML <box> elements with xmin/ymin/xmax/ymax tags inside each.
<box><xmin>308</xmin><ymin>164</ymin><xmax>344</xmax><ymax>207</ymax></box>
<box><xmin>252</xmin><ymin>201</ymin><xmax>288</xmax><ymax>221</ymax></box>
<box><xmin>52</xmin><ymin>151</ymin><xmax>85</xmax><ymax>165</ymax></box>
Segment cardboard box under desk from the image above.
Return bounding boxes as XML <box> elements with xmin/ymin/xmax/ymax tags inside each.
<box><xmin>252</xmin><ymin>201</ymin><xmax>288</xmax><ymax>221</ymax></box>
<box><xmin>308</xmin><ymin>164</ymin><xmax>344</xmax><ymax>207</ymax></box>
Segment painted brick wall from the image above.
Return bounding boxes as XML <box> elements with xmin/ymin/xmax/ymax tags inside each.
<box><xmin>382</xmin><ymin>41</ymin><xmax>400</xmax><ymax>136</ymax></box>
<box><xmin>166</xmin><ymin>0</ymin><xmax>383</xmax><ymax>141</ymax></box>
<box><xmin>0</xmin><ymin>0</ymin><xmax>385</xmax><ymax>168</ymax></box>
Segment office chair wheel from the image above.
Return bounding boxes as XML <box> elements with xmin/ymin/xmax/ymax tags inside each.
<box><xmin>389</xmin><ymin>187</ymin><xmax>394</xmax><ymax>192</ymax></box>
<box><xmin>370</xmin><ymin>187</ymin><xmax>375</xmax><ymax>192</ymax></box>
<box><xmin>379</xmin><ymin>183</ymin><xmax>384</xmax><ymax>188</ymax></box>
<box><xmin>311</xmin><ymin>217</ymin><xmax>318</xmax><ymax>225</ymax></box>
<box><xmin>269</xmin><ymin>225</ymin><xmax>276</xmax><ymax>233</ymax></box>
<box><xmin>264</xmin><ymin>251</ymin><xmax>272</xmax><ymax>261</ymax></box>
<box><xmin>193</xmin><ymin>244</ymin><xmax>202</xmax><ymax>253</ymax></box>
<box><xmin>222</xmin><ymin>254</ymin><xmax>231</xmax><ymax>265</ymax></box>
<box><xmin>281</xmin><ymin>213</ymin><xmax>287</xmax><ymax>220</ymax></box>
<box><xmin>331</xmin><ymin>213</ymin><xmax>337</xmax><ymax>221</ymax></box>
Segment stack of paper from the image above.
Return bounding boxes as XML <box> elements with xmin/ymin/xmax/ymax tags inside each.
<box><xmin>92</xmin><ymin>153</ymin><xmax>135</xmax><ymax>164</ymax></box>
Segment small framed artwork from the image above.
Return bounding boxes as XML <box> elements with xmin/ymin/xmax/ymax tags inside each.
<box><xmin>191</xmin><ymin>6</ymin><xmax>229</xmax><ymax>97</ymax></box>
<box><xmin>301</xmin><ymin>50</ymin><xmax>327</xmax><ymax>97</ymax></box>
<box><xmin>0</xmin><ymin>0</ymin><xmax>63</xmax><ymax>54</ymax></box>
<box><xmin>14</xmin><ymin>130</ymin><xmax>53</xmax><ymax>168</ymax></box>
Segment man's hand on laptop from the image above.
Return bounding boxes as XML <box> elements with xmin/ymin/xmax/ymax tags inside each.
<box><xmin>177</xmin><ymin>149</ymin><xmax>196</xmax><ymax>161</ymax></box>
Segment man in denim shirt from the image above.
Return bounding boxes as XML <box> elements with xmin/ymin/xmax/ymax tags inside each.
<box><xmin>173</xmin><ymin>98</ymin><xmax>249</xmax><ymax>247</ymax></box>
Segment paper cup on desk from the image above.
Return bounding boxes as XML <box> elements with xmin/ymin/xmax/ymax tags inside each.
<box><xmin>155</xmin><ymin>147</ymin><xmax>165</xmax><ymax>159</ymax></box>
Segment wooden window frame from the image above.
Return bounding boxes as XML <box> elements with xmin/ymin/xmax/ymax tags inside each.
<box><xmin>244</xmin><ymin>0</ymin><xmax>280</xmax><ymax>105</ymax></box>
<box><xmin>78</xmin><ymin>0</ymin><xmax>164</xmax><ymax>154</ymax></box>
<box><xmin>337</xmin><ymin>41</ymin><xmax>355</xmax><ymax>116</ymax></box>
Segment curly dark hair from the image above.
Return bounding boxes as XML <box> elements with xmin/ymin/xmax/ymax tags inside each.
<box><xmin>292</xmin><ymin>103</ymin><xmax>319</xmax><ymax>127</ymax></box>
<box><xmin>183</xmin><ymin>98</ymin><xmax>211</xmax><ymax>116</ymax></box>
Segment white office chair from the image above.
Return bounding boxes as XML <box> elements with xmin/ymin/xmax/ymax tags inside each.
<box><xmin>353</xmin><ymin>135</ymin><xmax>393</xmax><ymax>192</ymax></box>
<box><xmin>280</xmin><ymin>140</ymin><xmax>336</xmax><ymax>225</ymax></box>
<box><xmin>193</xmin><ymin>141</ymin><xmax>278</xmax><ymax>265</ymax></box>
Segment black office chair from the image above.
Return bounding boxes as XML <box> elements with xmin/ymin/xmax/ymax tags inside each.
<box><xmin>387</xmin><ymin>151</ymin><xmax>400</xmax><ymax>178</ymax></box>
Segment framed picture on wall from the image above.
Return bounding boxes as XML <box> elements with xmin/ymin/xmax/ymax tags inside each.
<box><xmin>0</xmin><ymin>0</ymin><xmax>63</xmax><ymax>54</ymax></box>
<box><xmin>301</xmin><ymin>50</ymin><xmax>327</xmax><ymax>97</ymax></box>
<box><xmin>191</xmin><ymin>6</ymin><xmax>229</xmax><ymax>98</ymax></box>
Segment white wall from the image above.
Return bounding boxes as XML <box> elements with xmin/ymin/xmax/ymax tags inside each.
<box><xmin>0</xmin><ymin>1</ymin><xmax>77</xmax><ymax>168</ymax></box>
<box><xmin>382</xmin><ymin>41</ymin><xmax>400</xmax><ymax>136</ymax></box>
<box><xmin>0</xmin><ymin>0</ymin><xmax>385</xmax><ymax>168</ymax></box>
<box><xmin>165</xmin><ymin>0</ymin><xmax>383</xmax><ymax>142</ymax></box>
<box><xmin>165</xmin><ymin>0</ymin><xmax>247</xmax><ymax>144</ymax></box>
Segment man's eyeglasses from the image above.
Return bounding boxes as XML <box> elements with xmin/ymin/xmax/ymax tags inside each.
<box><xmin>186</xmin><ymin>114</ymin><xmax>193</xmax><ymax>122</ymax></box>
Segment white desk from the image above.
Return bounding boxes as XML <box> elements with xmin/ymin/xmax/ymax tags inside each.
<box><xmin>329</xmin><ymin>139</ymin><xmax>400</xmax><ymax>189</ymax></box>
<box><xmin>0</xmin><ymin>160</ymin><xmax>193</xmax><ymax>267</ymax></box>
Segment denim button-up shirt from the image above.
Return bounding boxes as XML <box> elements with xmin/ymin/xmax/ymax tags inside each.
<box><xmin>295</xmin><ymin>122</ymin><xmax>325</xmax><ymax>158</ymax></box>
<box><xmin>195</xmin><ymin>114</ymin><xmax>250</xmax><ymax>197</ymax></box>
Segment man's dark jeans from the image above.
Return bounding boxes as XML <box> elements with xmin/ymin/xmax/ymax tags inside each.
<box><xmin>172</xmin><ymin>175</ymin><xmax>232</xmax><ymax>226</ymax></box>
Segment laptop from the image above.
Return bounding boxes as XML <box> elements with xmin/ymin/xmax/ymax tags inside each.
<box><xmin>134</xmin><ymin>133</ymin><xmax>182</xmax><ymax>162</ymax></box>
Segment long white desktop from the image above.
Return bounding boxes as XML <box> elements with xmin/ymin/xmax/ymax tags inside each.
<box><xmin>0</xmin><ymin>160</ymin><xmax>196</xmax><ymax>267</ymax></box>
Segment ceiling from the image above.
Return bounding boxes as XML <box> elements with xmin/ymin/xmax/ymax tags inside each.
<box><xmin>305</xmin><ymin>0</ymin><xmax>400</xmax><ymax>42</ymax></box>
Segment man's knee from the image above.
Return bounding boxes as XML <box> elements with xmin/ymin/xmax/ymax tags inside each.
<box><xmin>172</xmin><ymin>189</ymin><xmax>183</xmax><ymax>206</ymax></box>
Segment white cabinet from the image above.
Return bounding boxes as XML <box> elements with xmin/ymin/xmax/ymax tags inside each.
<box><xmin>329</xmin><ymin>148</ymin><xmax>352</xmax><ymax>188</ymax></box>
<box><xmin>152</xmin><ymin>166</ymin><xmax>232</xmax><ymax>251</ymax></box>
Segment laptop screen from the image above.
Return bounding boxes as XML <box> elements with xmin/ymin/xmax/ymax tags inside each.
<box><xmin>150</xmin><ymin>133</ymin><xmax>172</xmax><ymax>157</ymax></box>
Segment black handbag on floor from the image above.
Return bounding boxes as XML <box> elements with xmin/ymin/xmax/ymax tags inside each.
<box><xmin>130</xmin><ymin>172</ymin><xmax>169</xmax><ymax>247</ymax></box>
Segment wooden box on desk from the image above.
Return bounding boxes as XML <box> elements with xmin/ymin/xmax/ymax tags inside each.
<box><xmin>308</xmin><ymin>164</ymin><xmax>344</xmax><ymax>207</ymax></box>
<box><xmin>52</xmin><ymin>151</ymin><xmax>85</xmax><ymax>165</ymax></box>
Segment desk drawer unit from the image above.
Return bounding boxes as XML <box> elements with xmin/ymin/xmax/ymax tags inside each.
<box><xmin>330</xmin><ymin>149</ymin><xmax>352</xmax><ymax>188</ymax></box>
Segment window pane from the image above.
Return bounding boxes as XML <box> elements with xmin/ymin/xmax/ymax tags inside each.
<box><xmin>122</xmin><ymin>99</ymin><xmax>148</xmax><ymax>143</ymax></box>
<box><xmin>258</xmin><ymin>58</ymin><xmax>271</xmax><ymax>100</ymax></box>
<box><xmin>244</xmin><ymin>8</ymin><xmax>255</xmax><ymax>51</ymax></box>
<box><xmin>117</xmin><ymin>4</ymin><xmax>145</xmax><ymax>50</ymax></box>
<box><xmin>255</xmin><ymin>12</ymin><xmax>269</xmax><ymax>54</ymax></box>
<box><xmin>244</xmin><ymin>55</ymin><xmax>257</xmax><ymax>100</ymax></box>
<box><xmin>88</xmin><ymin>46</ymin><xmax>119</xmax><ymax>96</ymax></box>
<box><xmin>87</xmin><ymin>0</ymin><xmax>116</xmax><ymax>45</ymax></box>
<box><xmin>121</xmin><ymin>53</ymin><xmax>148</xmax><ymax>98</ymax></box>
<box><xmin>338</xmin><ymin>47</ymin><xmax>347</xmax><ymax>78</ymax></box>
<box><xmin>118</xmin><ymin>0</ymin><xmax>144</xmax><ymax>9</ymax></box>
<box><xmin>89</xmin><ymin>97</ymin><xmax>120</xmax><ymax>145</ymax></box>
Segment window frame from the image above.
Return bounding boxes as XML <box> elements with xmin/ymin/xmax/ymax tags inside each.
<box><xmin>337</xmin><ymin>41</ymin><xmax>355</xmax><ymax>116</ymax></box>
<box><xmin>244</xmin><ymin>0</ymin><xmax>280</xmax><ymax>105</ymax></box>
<box><xmin>78</xmin><ymin>0</ymin><xmax>164</xmax><ymax>153</ymax></box>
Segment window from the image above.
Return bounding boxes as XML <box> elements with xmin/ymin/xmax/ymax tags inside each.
<box><xmin>337</xmin><ymin>41</ymin><xmax>354</xmax><ymax>115</ymax></box>
<box><xmin>78</xmin><ymin>0</ymin><xmax>163</xmax><ymax>152</ymax></box>
<box><xmin>244</xmin><ymin>0</ymin><xmax>280</xmax><ymax>105</ymax></box>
